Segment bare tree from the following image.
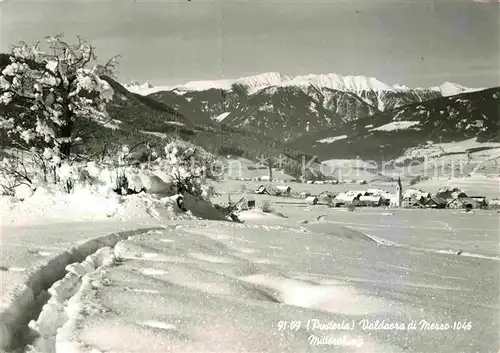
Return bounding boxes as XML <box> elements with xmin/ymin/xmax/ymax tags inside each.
<box><xmin>258</xmin><ymin>153</ymin><xmax>274</xmax><ymax>182</ymax></box>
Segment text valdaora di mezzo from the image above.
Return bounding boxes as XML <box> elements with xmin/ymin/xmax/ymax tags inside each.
<box><xmin>277</xmin><ymin>319</ymin><xmax>473</xmax><ymax>332</ymax></box>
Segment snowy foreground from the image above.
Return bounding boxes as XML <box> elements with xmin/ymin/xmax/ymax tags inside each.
<box><xmin>1</xmin><ymin>208</ymin><xmax>499</xmax><ymax>353</ymax></box>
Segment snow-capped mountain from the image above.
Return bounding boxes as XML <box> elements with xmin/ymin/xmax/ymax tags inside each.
<box><xmin>124</xmin><ymin>71</ymin><xmax>480</xmax><ymax>104</ymax></box>
<box><xmin>124</xmin><ymin>80</ymin><xmax>156</xmax><ymax>93</ymax></box>
<box><xmin>432</xmin><ymin>82</ymin><xmax>483</xmax><ymax>97</ymax></box>
<box><xmin>179</xmin><ymin>72</ymin><xmax>291</xmax><ymax>94</ymax></box>
<box><xmin>123</xmin><ymin>72</ymin><xmax>490</xmax><ymax>142</ymax></box>
<box><xmin>168</xmin><ymin>72</ymin><xmax>478</xmax><ymax>96</ymax></box>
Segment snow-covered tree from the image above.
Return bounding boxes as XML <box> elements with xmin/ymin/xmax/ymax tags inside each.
<box><xmin>0</xmin><ymin>35</ymin><xmax>117</xmax><ymax>161</ymax></box>
<box><xmin>163</xmin><ymin>142</ymin><xmax>219</xmax><ymax>199</ymax></box>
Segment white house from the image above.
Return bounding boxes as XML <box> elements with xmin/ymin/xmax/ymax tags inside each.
<box><xmin>305</xmin><ymin>196</ymin><xmax>319</xmax><ymax>205</ymax></box>
<box><xmin>234</xmin><ymin>196</ymin><xmax>256</xmax><ymax>211</ymax></box>
<box><xmin>346</xmin><ymin>190</ymin><xmax>369</xmax><ymax>198</ymax></box>
<box><xmin>402</xmin><ymin>196</ymin><xmax>425</xmax><ymax>208</ymax></box>
<box><xmin>298</xmin><ymin>191</ymin><xmax>311</xmax><ymax>199</ymax></box>
<box><xmin>318</xmin><ymin>191</ymin><xmax>335</xmax><ymax>201</ymax></box>
<box><xmin>488</xmin><ymin>198</ymin><xmax>500</xmax><ymax>208</ymax></box>
<box><xmin>335</xmin><ymin>193</ymin><xmax>359</xmax><ymax>203</ymax></box>
<box><xmin>255</xmin><ymin>185</ymin><xmax>271</xmax><ymax>195</ymax></box>
<box><xmin>359</xmin><ymin>195</ymin><xmax>383</xmax><ymax>206</ymax></box>
<box><xmin>276</xmin><ymin>185</ymin><xmax>292</xmax><ymax>194</ymax></box>
<box><xmin>451</xmin><ymin>191</ymin><xmax>468</xmax><ymax>199</ymax></box>
<box><xmin>403</xmin><ymin>189</ymin><xmax>421</xmax><ymax>198</ymax></box>
<box><xmin>403</xmin><ymin>188</ymin><xmax>431</xmax><ymax>201</ymax></box>
<box><xmin>380</xmin><ymin>192</ymin><xmax>393</xmax><ymax>200</ymax></box>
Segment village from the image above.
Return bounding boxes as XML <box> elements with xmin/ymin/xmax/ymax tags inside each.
<box><xmin>228</xmin><ymin>176</ymin><xmax>500</xmax><ymax>212</ymax></box>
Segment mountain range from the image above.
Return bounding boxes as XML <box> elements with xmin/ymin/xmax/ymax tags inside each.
<box><xmin>1</xmin><ymin>52</ymin><xmax>498</xmax><ymax>175</ymax></box>
<box><xmin>125</xmin><ymin>72</ymin><xmax>487</xmax><ymax>143</ymax></box>
<box><xmin>125</xmin><ymin>72</ymin><xmax>483</xmax><ymax>99</ymax></box>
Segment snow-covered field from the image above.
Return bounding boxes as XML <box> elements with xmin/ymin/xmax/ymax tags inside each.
<box><xmin>2</xmin><ymin>213</ymin><xmax>498</xmax><ymax>353</ymax></box>
<box><xmin>1</xmin><ymin>181</ymin><xmax>499</xmax><ymax>353</ymax></box>
<box><xmin>1</xmin><ymin>151</ymin><xmax>499</xmax><ymax>353</ymax></box>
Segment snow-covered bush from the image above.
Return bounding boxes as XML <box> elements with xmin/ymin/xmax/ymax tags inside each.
<box><xmin>161</xmin><ymin>141</ymin><xmax>219</xmax><ymax>200</ymax></box>
<box><xmin>260</xmin><ymin>200</ymin><xmax>274</xmax><ymax>213</ymax></box>
<box><xmin>14</xmin><ymin>183</ymin><xmax>35</xmax><ymax>200</ymax></box>
<box><xmin>65</xmin><ymin>140</ymin><xmax>219</xmax><ymax>200</ymax></box>
<box><xmin>0</xmin><ymin>147</ymin><xmax>100</xmax><ymax>196</ymax></box>
<box><xmin>58</xmin><ymin>162</ymin><xmax>82</xmax><ymax>193</ymax></box>
<box><xmin>0</xmin><ymin>149</ymin><xmax>52</xmax><ymax>195</ymax></box>
<box><xmin>0</xmin><ymin>153</ymin><xmax>32</xmax><ymax>195</ymax></box>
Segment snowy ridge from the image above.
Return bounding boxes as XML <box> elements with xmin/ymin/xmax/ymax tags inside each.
<box><xmin>289</xmin><ymin>73</ymin><xmax>394</xmax><ymax>93</ymax></box>
<box><xmin>124</xmin><ymin>80</ymin><xmax>154</xmax><ymax>90</ymax></box>
<box><xmin>123</xmin><ymin>81</ymin><xmax>165</xmax><ymax>95</ymax></box>
<box><xmin>431</xmin><ymin>82</ymin><xmax>484</xmax><ymax>97</ymax></box>
<box><xmin>123</xmin><ymin>72</ymin><xmax>292</xmax><ymax>96</ymax></box>
<box><xmin>182</xmin><ymin>72</ymin><xmax>290</xmax><ymax>93</ymax></box>
<box><xmin>122</xmin><ymin>72</ymin><xmax>481</xmax><ymax>97</ymax></box>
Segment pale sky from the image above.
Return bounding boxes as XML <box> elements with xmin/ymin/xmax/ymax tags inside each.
<box><xmin>0</xmin><ymin>0</ymin><xmax>499</xmax><ymax>88</ymax></box>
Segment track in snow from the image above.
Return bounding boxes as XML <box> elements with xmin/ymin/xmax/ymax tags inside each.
<box><xmin>0</xmin><ymin>227</ymin><xmax>163</xmax><ymax>353</ymax></box>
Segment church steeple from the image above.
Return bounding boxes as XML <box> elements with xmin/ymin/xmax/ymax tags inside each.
<box><xmin>395</xmin><ymin>176</ymin><xmax>403</xmax><ymax>207</ymax></box>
